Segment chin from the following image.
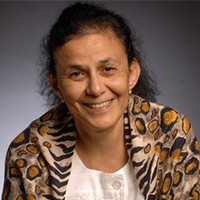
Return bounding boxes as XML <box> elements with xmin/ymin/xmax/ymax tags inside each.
<box><xmin>88</xmin><ymin>116</ymin><xmax>123</xmax><ymax>131</ymax></box>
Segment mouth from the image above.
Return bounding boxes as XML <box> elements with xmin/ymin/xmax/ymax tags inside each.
<box><xmin>84</xmin><ymin>99</ymin><xmax>113</xmax><ymax>109</ymax></box>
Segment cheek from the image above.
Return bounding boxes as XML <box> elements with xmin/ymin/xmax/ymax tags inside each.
<box><xmin>109</xmin><ymin>75</ymin><xmax>129</xmax><ymax>95</ymax></box>
<box><xmin>59</xmin><ymin>81</ymin><xmax>85</xmax><ymax>102</ymax></box>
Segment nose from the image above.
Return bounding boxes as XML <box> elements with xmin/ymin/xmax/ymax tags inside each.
<box><xmin>86</xmin><ymin>73</ymin><xmax>106</xmax><ymax>97</ymax></box>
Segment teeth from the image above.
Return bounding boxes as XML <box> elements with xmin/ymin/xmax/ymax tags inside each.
<box><xmin>87</xmin><ymin>100</ymin><xmax>112</xmax><ymax>109</ymax></box>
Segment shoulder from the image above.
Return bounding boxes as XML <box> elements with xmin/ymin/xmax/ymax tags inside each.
<box><xmin>128</xmin><ymin>94</ymin><xmax>199</xmax><ymax>160</ymax></box>
<box><xmin>128</xmin><ymin>95</ymin><xmax>200</xmax><ymax>199</ymax></box>
<box><xmin>3</xmin><ymin>104</ymin><xmax>76</xmax><ymax>199</ymax></box>
<box><xmin>7</xmin><ymin>103</ymin><xmax>76</xmax><ymax>163</ymax></box>
<box><xmin>128</xmin><ymin>94</ymin><xmax>193</xmax><ymax>137</ymax></box>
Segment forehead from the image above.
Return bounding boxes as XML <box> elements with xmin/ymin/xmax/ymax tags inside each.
<box><xmin>54</xmin><ymin>33</ymin><xmax>127</xmax><ymax>64</ymax></box>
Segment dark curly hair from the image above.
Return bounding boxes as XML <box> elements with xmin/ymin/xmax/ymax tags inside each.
<box><xmin>39</xmin><ymin>2</ymin><xmax>159</xmax><ymax>108</ymax></box>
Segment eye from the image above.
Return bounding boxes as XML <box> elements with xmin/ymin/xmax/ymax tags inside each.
<box><xmin>105</xmin><ymin>67</ymin><xmax>113</xmax><ymax>71</ymax></box>
<box><xmin>71</xmin><ymin>71</ymin><xmax>81</xmax><ymax>77</ymax></box>
<box><xmin>103</xmin><ymin>66</ymin><xmax>117</xmax><ymax>74</ymax></box>
<box><xmin>69</xmin><ymin>71</ymin><xmax>85</xmax><ymax>81</ymax></box>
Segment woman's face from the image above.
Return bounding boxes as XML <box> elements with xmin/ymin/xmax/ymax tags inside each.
<box><xmin>51</xmin><ymin>33</ymin><xmax>140</xmax><ymax>131</ymax></box>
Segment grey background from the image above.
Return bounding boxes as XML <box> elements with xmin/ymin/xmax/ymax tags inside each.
<box><xmin>0</xmin><ymin>1</ymin><xmax>200</xmax><ymax>192</ymax></box>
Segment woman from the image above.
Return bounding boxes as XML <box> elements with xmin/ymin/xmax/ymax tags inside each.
<box><xmin>2</xmin><ymin>2</ymin><xmax>200</xmax><ymax>200</ymax></box>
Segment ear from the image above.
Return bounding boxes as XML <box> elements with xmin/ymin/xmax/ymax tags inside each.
<box><xmin>128</xmin><ymin>59</ymin><xmax>141</xmax><ymax>90</ymax></box>
<box><xmin>49</xmin><ymin>73</ymin><xmax>63</xmax><ymax>100</ymax></box>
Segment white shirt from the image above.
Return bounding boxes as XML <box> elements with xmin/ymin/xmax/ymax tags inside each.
<box><xmin>65</xmin><ymin>151</ymin><xmax>144</xmax><ymax>200</ymax></box>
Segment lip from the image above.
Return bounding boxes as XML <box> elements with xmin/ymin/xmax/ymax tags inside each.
<box><xmin>82</xmin><ymin>99</ymin><xmax>114</xmax><ymax>113</ymax></box>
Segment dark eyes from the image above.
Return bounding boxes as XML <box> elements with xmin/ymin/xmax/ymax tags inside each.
<box><xmin>70</xmin><ymin>71</ymin><xmax>81</xmax><ymax>77</ymax></box>
<box><xmin>69</xmin><ymin>71</ymin><xmax>85</xmax><ymax>81</ymax></box>
<box><xmin>104</xmin><ymin>67</ymin><xmax>113</xmax><ymax>71</ymax></box>
<box><xmin>68</xmin><ymin>65</ymin><xmax>117</xmax><ymax>81</ymax></box>
<box><xmin>103</xmin><ymin>66</ymin><xmax>117</xmax><ymax>74</ymax></box>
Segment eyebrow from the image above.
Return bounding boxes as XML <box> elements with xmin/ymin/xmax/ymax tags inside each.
<box><xmin>62</xmin><ymin>57</ymin><xmax>120</xmax><ymax>73</ymax></box>
<box><xmin>63</xmin><ymin>65</ymin><xmax>85</xmax><ymax>73</ymax></box>
<box><xmin>98</xmin><ymin>58</ymin><xmax>119</xmax><ymax>65</ymax></box>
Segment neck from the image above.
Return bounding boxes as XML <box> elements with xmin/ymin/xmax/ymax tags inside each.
<box><xmin>75</xmin><ymin>117</ymin><xmax>128</xmax><ymax>173</ymax></box>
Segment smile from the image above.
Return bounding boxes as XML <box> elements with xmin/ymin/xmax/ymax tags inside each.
<box><xmin>85</xmin><ymin>100</ymin><xmax>112</xmax><ymax>109</ymax></box>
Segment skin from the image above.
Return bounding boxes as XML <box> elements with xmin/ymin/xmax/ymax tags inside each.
<box><xmin>50</xmin><ymin>32</ymin><xmax>140</xmax><ymax>172</ymax></box>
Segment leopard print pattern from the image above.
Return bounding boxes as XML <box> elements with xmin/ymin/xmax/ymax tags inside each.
<box><xmin>2</xmin><ymin>104</ymin><xmax>76</xmax><ymax>200</ymax></box>
<box><xmin>126</xmin><ymin>95</ymin><xmax>200</xmax><ymax>199</ymax></box>
<box><xmin>2</xmin><ymin>95</ymin><xmax>200</xmax><ymax>200</ymax></box>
